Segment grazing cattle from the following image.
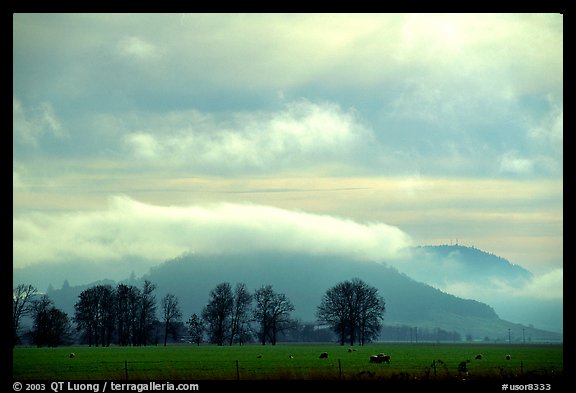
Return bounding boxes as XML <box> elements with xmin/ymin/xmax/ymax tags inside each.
<box><xmin>288</xmin><ymin>355</ymin><xmax>294</xmax><ymax>359</ymax></box>
<box><xmin>69</xmin><ymin>353</ymin><xmax>75</xmax><ymax>359</ymax></box>
<box><xmin>457</xmin><ymin>360</ymin><xmax>470</xmax><ymax>373</ymax></box>
<box><xmin>319</xmin><ymin>352</ymin><xmax>328</xmax><ymax>359</ymax></box>
<box><xmin>506</xmin><ymin>354</ymin><xmax>511</xmax><ymax>361</ymax></box>
<box><xmin>369</xmin><ymin>353</ymin><xmax>390</xmax><ymax>364</ymax></box>
<box><xmin>257</xmin><ymin>354</ymin><xmax>262</xmax><ymax>358</ymax></box>
<box><xmin>475</xmin><ymin>354</ymin><xmax>482</xmax><ymax>360</ymax></box>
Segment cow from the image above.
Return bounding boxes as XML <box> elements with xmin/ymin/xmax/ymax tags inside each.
<box><xmin>369</xmin><ymin>353</ymin><xmax>390</xmax><ymax>364</ymax></box>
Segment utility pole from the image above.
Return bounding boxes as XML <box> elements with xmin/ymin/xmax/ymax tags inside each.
<box><xmin>508</xmin><ymin>328</ymin><xmax>511</xmax><ymax>344</ymax></box>
<box><xmin>523</xmin><ymin>328</ymin><xmax>525</xmax><ymax>344</ymax></box>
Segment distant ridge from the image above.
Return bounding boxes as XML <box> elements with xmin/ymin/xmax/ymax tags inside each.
<box><xmin>45</xmin><ymin>249</ymin><xmax>561</xmax><ymax>342</ymax></box>
<box><xmin>407</xmin><ymin>244</ymin><xmax>533</xmax><ymax>288</ymax></box>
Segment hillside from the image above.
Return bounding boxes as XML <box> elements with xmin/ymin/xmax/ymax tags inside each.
<box><xmin>396</xmin><ymin>245</ymin><xmax>562</xmax><ymax>333</ymax></box>
<box><xmin>405</xmin><ymin>245</ymin><xmax>533</xmax><ymax>287</ymax></box>
<box><xmin>46</xmin><ymin>250</ymin><xmax>561</xmax><ymax>342</ymax></box>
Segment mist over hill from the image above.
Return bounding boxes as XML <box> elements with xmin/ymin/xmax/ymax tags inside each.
<box><xmin>395</xmin><ymin>245</ymin><xmax>562</xmax><ymax>333</ymax></box>
<box><xmin>407</xmin><ymin>245</ymin><xmax>533</xmax><ymax>286</ymax></box>
<box><xmin>44</xmin><ymin>249</ymin><xmax>561</xmax><ymax>342</ymax></box>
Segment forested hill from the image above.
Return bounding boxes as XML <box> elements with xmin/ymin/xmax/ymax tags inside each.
<box><xmin>46</xmin><ymin>250</ymin><xmax>562</xmax><ymax>341</ymax></box>
<box><xmin>143</xmin><ymin>251</ymin><xmax>500</xmax><ymax>324</ymax></box>
<box><xmin>406</xmin><ymin>245</ymin><xmax>533</xmax><ymax>287</ymax></box>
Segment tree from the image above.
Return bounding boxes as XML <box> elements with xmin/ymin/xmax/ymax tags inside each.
<box><xmin>73</xmin><ymin>285</ymin><xmax>115</xmax><ymax>347</ymax></box>
<box><xmin>74</xmin><ymin>286</ymin><xmax>99</xmax><ymax>346</ymax></box>
<box><xmin>355</xmin><ymin>280</ymin><xmax>385</xmax><ymax>345</ymax></box>
<box><xmin>186</xmin><ymin>313</ymin><xmax>205</xmax><ymax>346</ymax></box>
<box><xmin>136</xmin><ymin>280</ymin><xmax>157</xmax><ymax>346</ymax></box>
<box><xmin>229</xmin><ymin>283</ymin><xmax>252</xmax><ymax>346</ymax></box>
<box><xmin>30</xmin><ymin>295</ymin><xmax>72</xmax><ymax>347</ymax></box>
<box><xmin>316</xmin><ymin>278</ymin><xmax>385</xmax><ymax>346</ymax></box>
<box><xmin>115</xmin><ymin>283</ymin><xmax>140</xmax><ymax>346</ymax></box>
<box><xmin>202</xmin><ymin>283</ymin><xmax>233</xmax><ymax>346</ymax></box>
<box><xmin>73</xmin><ymin>281</ymin><xmax>158</xmax><ymax>347</ymax></box>
<box><xmin>12</xmin><ymin>284</ymin><xmax>37</xmax><ymax>347</ymax></box>
<box><xmin>253</xmin><ymin>285</ymin><xmax>295</xmax><ymax>345</ymax></box>
<box><xmin>161</xmin><ymin>293</ymin><xmax>182</xmax><ymax>346</ymax></box>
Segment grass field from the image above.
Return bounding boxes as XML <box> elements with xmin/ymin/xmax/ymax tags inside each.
<box><xmin>12</xmin><ymin>343</ymin><xmax>563</xmax><ymax>381</ymax></box>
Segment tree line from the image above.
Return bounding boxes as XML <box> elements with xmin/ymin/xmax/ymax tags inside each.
<box><xmin>13</xmin><ymin>278</ymin><xmax>387</xmax><ymax>348</ymax></box>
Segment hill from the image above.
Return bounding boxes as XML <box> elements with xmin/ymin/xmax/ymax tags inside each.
<box><xmin>46</xmin><ymin>250</ymin><xmax>561</xmax><ymax>342</ymax></box>
<box><xmin>396</xmin><ymin>245</ymin><xmax>562</xmax><ymax>333</ymax></box>
<box><xmin>404</xmin><ymin>245</ymin><xmax>533</xmax><ymax>287</ymax></box>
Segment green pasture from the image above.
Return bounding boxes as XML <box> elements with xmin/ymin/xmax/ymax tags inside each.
<box><xmin>12</xmin><ymin>343</ymin><xmax>562</xmax><ymax>381</ymax></box>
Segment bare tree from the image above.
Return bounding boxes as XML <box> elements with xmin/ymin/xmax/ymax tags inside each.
<box><xmin>317</xmin><ymin>278</ymin><xmax>385</xmax><ymax>346</ymax></box>
<box><xmin>253</xmin><ymin>285</ymin><xmax>294</xmax><ymax>345</ymax></box>
<box><xmin>229</xmin><ymin>283</ymin><xmax>252</xmax><ymax>346</ymax></box>
<box><xmin>12</xmin><ymin>284</ymin><xmax>38</xmax><ymax>347</ymax></box>
<box><xmin>73</xmin><ymin>284</ymin><xmax>115</xmax><ymax>347</ymax></box>
<box><xmin>115</xmin><ymin>283</ymin><xmax>140</xmax><ymax>346</ymax></box>
<box><xmin>202</xmin><ymin>283</ymin><xmax>233</xmax><ymax>346</ymax></box>
<box><xmin>186</xmin><ymin>313</ymin><xmax>204</xmax><ymax>346</ymax></box>
<box><xmin>161</xmin><ymin>293</ymin><xmax>182</xmax><ymax>346</ymax></box>
<box><xmin>355</xmin><ymin>281</ymin><xmax>385</xmax><ymax>345</ymax></box>
<box><xmin>30</xmin><ymin>294</ymin><xmax>72</xmax><ymax>347</ymax></box>
<box><xmin>136</xmin><ymin>280</ymin><xmax>157</xmax><ymax>346</ymax></box>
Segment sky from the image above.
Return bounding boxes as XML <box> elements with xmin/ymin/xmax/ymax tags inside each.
<box><xmin>13</xmin><ymin>14</ymin><xmax>563</xmax><ymax>321</ymax></box>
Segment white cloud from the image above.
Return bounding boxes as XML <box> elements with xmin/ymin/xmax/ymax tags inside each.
<box><xmin>529</xmin><ymin>102</ymin><xmax>563</xmax><ymax>148</ymax></box>
<box><xmin>13</xmin><ymin>98</ymin><xmax>65</xmax><ymax>147</ymax></box>
<box><xmin>117</xmin><ymin>36</ymin><xmax>161</xmax><ymax>61</ymax></box>
<box><xmin>498</xmin><ymin>151</ymin><xmax>534</xmax><ymax>175</ymax></box>
<box><xmin>509</xmin><ymin>268</ymin><xmax>563</xmax><ymax>300</ymax></box>
<box><xmin>124</xmin><ymin>132</ymin><xmax>161</xmax><ymax>159</ymax></box>
<box><xmin>15</xmin><ymin>14</ymin><xmax>561</xmax><ymax>98</ymax></box>
<box><xmin>13</xmin><ymin>195</ymin><xmax>414</xmax><ymax>270</ymax></box>
<box><xmin>122</xmin><ymin>100</ymin><xmax>376</xmax><ymax>172</ymax></box>
<box><xmin>442</xmin><ymin>268</ymin><xmax>563</xmax><ymax>302</ymax></box>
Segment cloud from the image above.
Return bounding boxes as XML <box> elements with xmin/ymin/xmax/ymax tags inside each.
<box><xmin>13</xmin><ymin>195</ymin><xmax>414</xmax><ymax>270</ymax></box>
<box><xmin>13</xmin><ymin>14</ymin><xmax>561</xmax><ymax>103</ymax></box>
<box><xmin>439</xmin><ymin>269</ymin><xmax>563</xmax><ymax>332</ymax></box>
<box><xmin>529</xmin><ymin>101</ymin><xmax>563</xmax><ymax>149</ymax></box>
<box><xmin>122</xmin><ymin>100</ymin><xmax>377</xmax><ymax>173</ymax></box>
<box><xmin>508</xmin><ymin>268</ymin><xmax>563</xmax><ymax>300</ymax></box>
<box><xmin>13</xmin><ymin>14</ymin><xmax>562</xmax><ymax>180</ymax></box>
<box><xmin>498</xmin><ymin>151</ymin><xmax>534</xmax><ymax>175</ymax></box>
<box><xmin>13</xmin><ymin>98</ymin><xmax>65</xmax><ymax>147</ymax></box>
<box><xmin>124</xmin><ymin>132</ymin><xmax>161</xmax><ymax>159</ymax></box>
<box><xmin>441</xmin><ymin>269</ymin><xmax>563</xmax><ymax>302</ymax></box>
<box><xmin>116</xmin><ymin>36</ymin><xmax>163</xmax><ymax>63</ymax></box>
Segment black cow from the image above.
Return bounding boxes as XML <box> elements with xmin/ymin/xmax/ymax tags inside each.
<box><xmin>369</xmin><ymin>354</ymin><xmax>390</xmax><ymax>364</ymax></box>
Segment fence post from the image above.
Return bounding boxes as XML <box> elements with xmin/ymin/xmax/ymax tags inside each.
<box><xmin>125</xmin><ymin>360</ymin><xmax>128</xmax><ymax>380</ymax></box>
<box><xmin>432</xmin><ymin>359</ymin><xmax>436</xmax><ymax>377</ymax></box>
<box><xmin>338</xmin><ymin>359</ymin><xmax>342</xmax><ymax>379</ymax></box>
<box><xmin>236</xmin><ymin>359</ymin><xmax>240</xmax><ymax>381</ymax></box>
